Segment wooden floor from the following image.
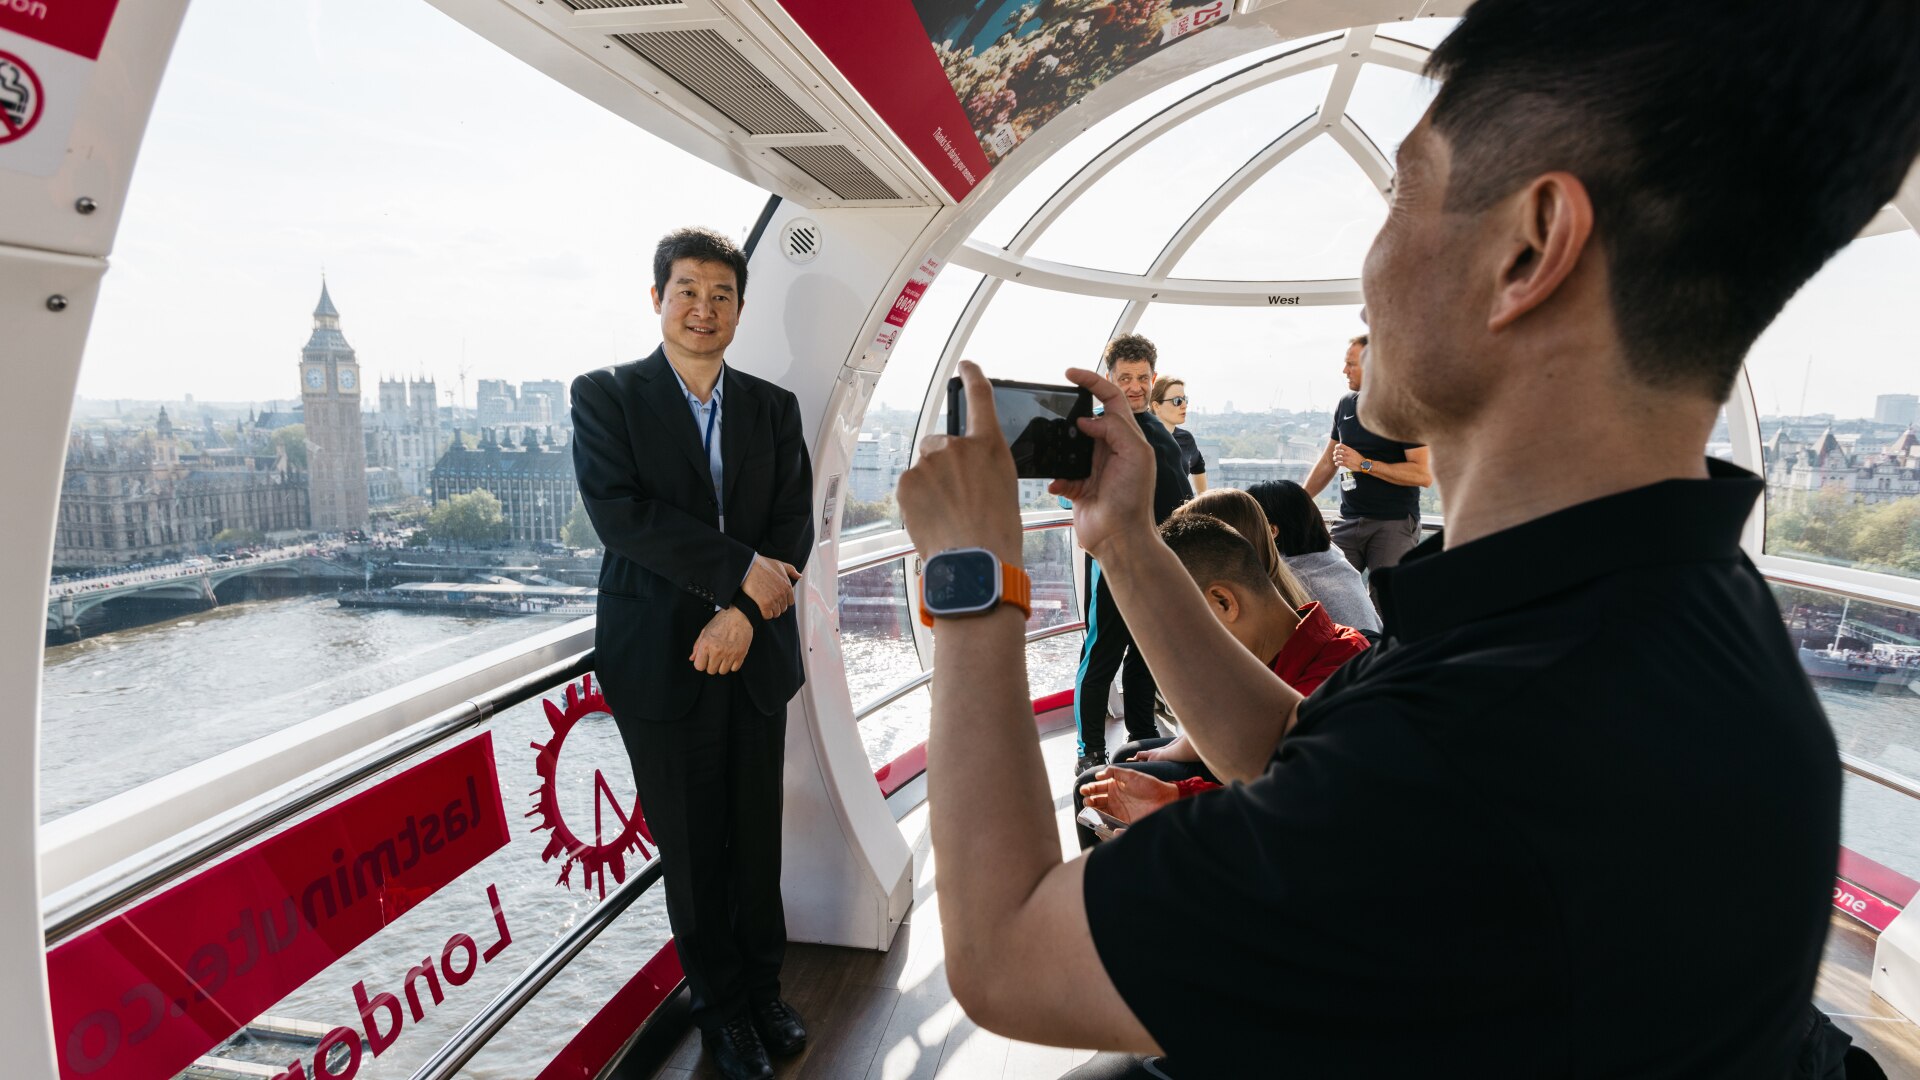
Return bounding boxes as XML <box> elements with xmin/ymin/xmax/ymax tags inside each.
<box><xmin>656</xmin><ymin>728</ymin><xmax>1097</xmax><ymax>1080</ymax></box>
<box><xmin>1816</xmin><ymin>912</ymin><xmax>1920</xmax><ymax>1077</ymax></box>
<box><xmin>655</xmin><ymin>723</ymin><xmax>1920</xmax><ymax>1079</ymax></box>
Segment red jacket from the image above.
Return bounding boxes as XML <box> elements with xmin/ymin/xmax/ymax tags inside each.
<box><xmin>1173</xmin><ymin>603</ymin><xmax>1370</xmax><ymax>798</ymax></box>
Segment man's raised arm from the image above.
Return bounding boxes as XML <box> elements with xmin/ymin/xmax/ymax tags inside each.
<box><xmin>897</xmin><ymin>363</ymin><xmax>1155</xmax><ymax>1053</ymax></box>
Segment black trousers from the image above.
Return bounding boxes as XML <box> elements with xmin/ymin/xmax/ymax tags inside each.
<box><xmin>620</xmin><ymin>675</ymin><xmax>786</xmax><ymax>1031</ymax></box>
<box><xmin>1071</xmin><ymin>737</ymin><xmax>1219</xmax><ymax>850</ymax></box>
<box><xmin>1074</xmin><ymin>559</ymin><xmax>1159</xmax><ymax>759</ymax></box>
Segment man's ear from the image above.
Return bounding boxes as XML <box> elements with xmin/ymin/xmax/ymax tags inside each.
<box><xmin>1487</xmin><ymin>171</ymin><xmax>1594</xmax><ymax>333</ymax></box>
<box><xmin>650</xmin><ymin>286</ymin><xmax>663</xmax><ymax>315</ymax></box>
<box><xmin>1206</xmin><ymin>584</ymin><xmax>1240</xmax><ymax>622</ymax></box>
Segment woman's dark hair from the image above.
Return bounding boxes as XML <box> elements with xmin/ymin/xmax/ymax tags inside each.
<box><xmin>1247</xmin><ymin>480</ymin><xmax>1330</xmax><ymax>557</ymax></box>
<box><xmin>653</xmin><ymin>227</ymin><xmax>749</xmax><ymax>303</ymax></box>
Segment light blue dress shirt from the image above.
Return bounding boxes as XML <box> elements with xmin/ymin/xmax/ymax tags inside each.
<box><xmin>669</xmin><ymin>362</ymin><xmax>726</xmax><ymax>530</ymax></box>
<box><xmin>669</xmin><ymin>362</ymin><xmax>752</xmax><ymax>612</ymax></box>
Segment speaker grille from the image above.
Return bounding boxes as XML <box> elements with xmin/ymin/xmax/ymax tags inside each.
<box><xmin>773</xmin><ymin>145</ymin><xmax>901</xmax><ymax>202</ymax></box>
<box><xmin>612</xmin><ymin>29</ymin><xmax>824</xmax><ymax>136</ymax></box>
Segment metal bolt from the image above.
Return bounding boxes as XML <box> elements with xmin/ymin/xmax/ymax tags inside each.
<box><xmin>47</xmin><ymin>295</ymin><xmax>69</xmax><ymax>312</ymax></box>
<box><xmin>75</xmin><ymin>197</ymin><xmax>98</xmax><ymax>215</ymax></box>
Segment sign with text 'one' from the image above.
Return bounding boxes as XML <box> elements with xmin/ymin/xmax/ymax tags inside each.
<box><xmin>0</xmin><ymin>0</ymin><xmax>122</xmax><ymax>176</ymax></box>
<box><xmin>47</xmin><ymin>733</ymin><xmax>511</xmax><ymax>1080</ymax></box>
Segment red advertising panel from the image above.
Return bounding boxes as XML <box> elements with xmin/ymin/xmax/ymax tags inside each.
<box><xmin>774</xmin><ymin>0</ymin><xmax>1230</xmax><ymax>200</ymax></box>
<box><xmin>47</xmin><ymin>734</ymin><xmax>511</xmax><ymax>1080</ymax></box>
<box><xmin>0</xmin><ymin>0</ymin><xmax>121</xmax><ymax>60</ymax></box>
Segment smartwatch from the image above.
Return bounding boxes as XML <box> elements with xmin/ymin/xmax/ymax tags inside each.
<box><xmin>918</xmin><ymin>548</ymin><xmax>1032</xmax><ymax>627</ymax></box>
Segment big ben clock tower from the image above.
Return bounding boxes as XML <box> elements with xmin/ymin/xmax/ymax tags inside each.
<box><xmin>300</xmin><ymin>278</ymin><xmax>369</xmax><ymax>531</ymax></box>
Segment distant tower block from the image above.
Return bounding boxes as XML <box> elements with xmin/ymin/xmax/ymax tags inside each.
<box><xmin>300</xmin><ymin>278</ymin><xmax>369</xmax><ymax>531</ymax></box>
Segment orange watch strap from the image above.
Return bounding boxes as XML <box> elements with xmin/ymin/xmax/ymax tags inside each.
<box><xmin>918</xmin><ymin>559</ymin><xmax>1032</xmax><ymax>627</ymax></box>
<box><xmin>1000</xmin><ymin>562</ymin><xmax>1032</xmax><ymax>619</ymax></box>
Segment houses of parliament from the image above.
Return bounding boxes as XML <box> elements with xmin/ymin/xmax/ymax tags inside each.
<box><xmin>54</xmin><ymin>281</ymin><xmax>578</xmax><ymax>566</ymax></box>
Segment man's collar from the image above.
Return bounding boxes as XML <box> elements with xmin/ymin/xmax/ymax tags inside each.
<box><xmin>667</xmin><ymin>357</ymin><xmax>725</xmax><ymax>404</ymax></box>
<box><xmin>1372</xmin><ymin>459</ymin><xmax>1762</xmax><ymax>642</ymax></box>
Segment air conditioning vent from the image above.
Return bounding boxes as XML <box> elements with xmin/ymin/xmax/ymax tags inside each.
<box><xmin>611</xmin><ymin>30</ymin><xmax>825</xmax><ymax>136</ymax></box>
<box><xmin>560</xmin><ymin>0</ymin><xmax>681</xmax><ymax>8</ymax></box>
<box><xmin>781</xmin><ymin>219</ymin><xmax>821</xmax><ymax>264</ymax></box>
<box><xmin>772</xmin><ymin>145</ymin><xmax>901</xmax><ymax>202</ymax></box>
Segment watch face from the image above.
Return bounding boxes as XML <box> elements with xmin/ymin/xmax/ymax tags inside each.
<box><xmin>338</xmin><ymin>368</ymin><xmax>356</xmax><ymax>391</ymax></box>
<box><xmin>305</xmin><ymin>366</ymin><xmax>325</xmax><ymax>389</ymax></box>
<box><xmin>924</xmin><ymin>549</ymin><xmax>998</xmax><ymax>616</ymax></box>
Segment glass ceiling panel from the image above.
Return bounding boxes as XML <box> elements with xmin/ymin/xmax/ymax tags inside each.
<box><xmin>1021</xmin><ymin>68</ymin><xmax>1336</xmax><ymax>275</ymax></box>
<box><xmin>1346</xmin><ymin>63</ymin><xmax>1437</xmax><ymax>161</ymax></box>
<box><xmin>1374</xmin><ymin>16</ymin><xmax>1460</xmax><ymax>50</ymax></box>
<box><xmin>971</xmin><ymin>37</ymin><xmax>1336</xmax><ymax>248</ymax></box>
<box><xmin>1170</xmin><ymin>134</ymin><xmax>1386</xmax><ymax>281</ymax></box>
<box><xmin>1131</xmin><ymin>302</ymin><xmax>1366</xmax><ymax>418</ymax></box>
<box><xmin>963</xmin><ymin>282</ymin><xmax>1129</xmax><ymax>385</ymax></box>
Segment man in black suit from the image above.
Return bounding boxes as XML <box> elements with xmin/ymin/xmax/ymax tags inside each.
<box><xmin>571</xmin><ymin>227</ymin><xmax>813</xmax><ymax>1080</ymax></box>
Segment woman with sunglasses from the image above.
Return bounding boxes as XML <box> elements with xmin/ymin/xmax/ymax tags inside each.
<box><xmin>1150</xmin><ymin>375</ymin><xmax>1207</xmax><ymax>493</ymax></box>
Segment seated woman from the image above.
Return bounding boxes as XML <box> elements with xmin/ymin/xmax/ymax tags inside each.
<box><xmin>1248</xmin><ymin>478</ymin><xmax>1383</xmax><ymax>635</ymax></box>
<box><xmin>1072</xmin><ymin>513</ymin><xmax>1369</xmax><ymax>847</ymax></box>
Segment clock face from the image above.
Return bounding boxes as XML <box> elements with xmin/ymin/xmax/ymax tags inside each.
<box><xmin>338</xmin><ymin>368</ymin><xmax>357</xmax><ymax>391</ymax></box>
<box><xmin>305</xmin><ymin>366</ymin><xmax>325</xmax><ymax>390</ymax></box>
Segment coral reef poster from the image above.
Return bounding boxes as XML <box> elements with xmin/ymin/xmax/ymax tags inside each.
<box><xmin>913</xmin><ymin>0</ymin><xmax>1230</xmax><ymax>163</ymax></box>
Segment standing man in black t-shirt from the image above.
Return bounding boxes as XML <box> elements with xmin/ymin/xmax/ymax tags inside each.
<box><xmin>892</xmin><ymin>1</ymin><xmax>1919</xmax><ymax>1074</ymax></box>
<box><xmin>1070</xmin><ymin>334</ymin><xmax>1191</xmax><ymax>777</ymax></box>
<box><xmin>1304</xmin><ymin>333</ymin><xmax>1430</xmax><ymax>572</ymax></box>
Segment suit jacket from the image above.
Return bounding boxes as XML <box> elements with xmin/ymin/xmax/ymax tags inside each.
<box><xmin>571</xmin><ymin>348</ymin><xmax>815</xmax><ymax>722</ymax></box>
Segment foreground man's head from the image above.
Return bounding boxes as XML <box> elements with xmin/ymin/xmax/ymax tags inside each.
<box><xmin>1359</xmin><ymin>0</ymin><xmax>1920</xmax><ymax>445</ymax></box>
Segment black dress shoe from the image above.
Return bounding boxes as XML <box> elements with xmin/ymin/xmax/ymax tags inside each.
<box><xmin>750</xmin><ymin>998</ymin><xmax>808</xmax><ymax>1057</ymax></box>
<box><xmin>701</xmin><ymin>1015</ymin><xmax>773</xmax><ymax>1080</ymax></box>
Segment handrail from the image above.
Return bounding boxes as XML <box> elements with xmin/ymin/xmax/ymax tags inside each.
<box><xmin>837</xmin><ymin>513</ymin><xmax>1075</xmax><ymax>577</ymax></box>
<box><xmin>410</xmin><ymin>858</ymin><xmax>665</xmax><ymax>1080</ymax></box>
<box><xmin>853</xmin><ymin>620</ymin><xmax>1087</xmax><ymax>721</ymax></box>
<box><xmin>1842</xmin><ymin>753</ymin><xmax>1920</xmax><ymax>804</ymax></box>
<box><xmin>43</xmin><ymin>651</ymin><xmax>596</xmax><ymax>946</ymax></box>
<box><xmin>1756</xmin><ymin>557</ymin><xmax>1920</xmax><ymax>618</ymax></box>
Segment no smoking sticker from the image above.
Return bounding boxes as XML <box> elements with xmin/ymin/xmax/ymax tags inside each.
<box><xmin>0</xmin><ymin>50</ymin><xmax>44</xmax><ymax>144</ymax></box>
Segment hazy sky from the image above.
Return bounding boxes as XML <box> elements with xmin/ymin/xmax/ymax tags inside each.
<box><xmin>84</xmin><ymin>2</ymin><xmax>1920</xmax><ymax>423</ymax></box>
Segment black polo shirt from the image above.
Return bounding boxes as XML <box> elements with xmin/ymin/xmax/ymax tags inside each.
<box><xmin>1331</xmin><ymin>390</ymin><xmax>1423</xmax><ymax>520</ymax></box>
<box><xmin>1170</xmin><ymin>426</ymin><xmax>1206</xmax><ymax>478</ymax></box>
<box><xmin>1139</xmin><ymin>409</ymin><xmax>1193</xmax><ymax>523</ymax></box>
<box><xmin>1084</xmin><ymin>460</ymin><xmax>1837</xmax><ymax>1077</ymax></box>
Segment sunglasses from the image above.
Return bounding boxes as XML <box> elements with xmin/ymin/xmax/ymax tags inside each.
<box><xmin>1163</xmin><ymin>396</ymin><xmax>1189</xmax><ymax>407</ymax></box>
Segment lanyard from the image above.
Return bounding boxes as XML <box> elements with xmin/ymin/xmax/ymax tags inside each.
<box><xmin>700</xmin><ymin>395</ymin><xmax>721</xmax><ymax>515</ymax></box>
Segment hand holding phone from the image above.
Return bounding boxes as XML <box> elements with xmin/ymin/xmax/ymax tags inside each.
<box><xmin>948</xmin><ymin>376</ymin><xmax>1095</xmax><ymax>479</ymax></box>
<box><xmin>1076</xmin><ymin>805</ymin><xmax>1128</xmax><ymax>841</ymax></box>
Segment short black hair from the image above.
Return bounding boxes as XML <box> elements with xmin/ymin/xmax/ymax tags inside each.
<box><xmin>653</xmin><ymin>227</ymin><xmax>749</xmax><ymax>303</ymax></box>
<box><xmin>1103</xmin><ymin>333</ymin><xmax>1157</xmax><ymax>371</ymax></box>
<box><xmin>1247</xmin><ymin>480</ymin><xmax>1331</xmax><ymax>557</ymax></box>
<box><xmin>1160</xmin><ymin>514</ymin><xmax>1277</xmax><ymax>599</ymax></box>
<box><xmin>1426</xmin><ymin>0</ymin><xmax>1920</xmax><ymax>400</ymax></box>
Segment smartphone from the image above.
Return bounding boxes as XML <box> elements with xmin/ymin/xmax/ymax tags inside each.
<box><xmin>1075</xmin><ymin>805</ymin><xmax>1128</xmax><ymax>841</ymax></box>
<box><xmin>947</xmin><ymin>376</ymin><xmax>1095</xmax><ymax>479</ymax></box>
